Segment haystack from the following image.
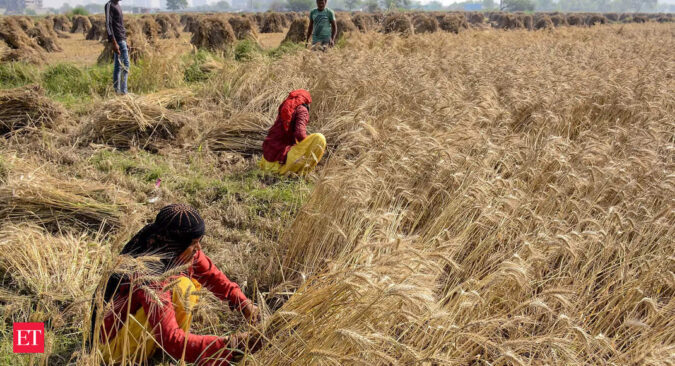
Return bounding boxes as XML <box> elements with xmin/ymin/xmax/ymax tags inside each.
<box><xmin>53</xmin><ymin>15</ymin><xmax>72</xmax><ymax>32</ymax></box>
<box><xmin>0</xmin><ymin>85</ymin><xmax>67</xmax><ymax>136</ymax></box>
<box><xmin>468</xmin><ymin>12</ymin><xmax>485</xmax><ymax>25</ymax></box>
<box><xmin>656</xmin><ymin>15</ymin><xmax>672</xmax><ymax>23</ymax></box>
<box><xmin>586</xmin><ymin>14</ymin><xmax>607</xmax><ymax>26</ymax></box>
<box><xmin>284</xmin><ymin>18</ymin><xmax>309</xmax><ymax>43</ymax></box>
<box><xmin>352</xmin><ymin>13</ymin><xmax>375</xmax><ymax>32</ymax></box>
<box><xmin>549</xmin><ymin>14</ymin><xmax>567</xmax><ymax>27</ymax></box>
<box><xmin>534</xmin><ymin>15</ymin><xmax>554</xmax><ymax>30</ymax></box>
<box><xmin>497</xmin><ymin>14</ymin><xmax>524</xmax><ymax>30</ymax></box>
<box><xmin>383</xmin><ymin>14</ymin><xmax>413</xmax><ymax>36</ymax></box>
<box><xmin>141</xmin><ymin>16</ymin><xmax>160</xmax><ymax>43</ymax></box>
<box><xmin>632</xmin><ymin>15</ymin><xmax>648</xmax><ymax>23</ymax></box>
<box><xmin>520</xmin><ymin>14</ymin><xmax>534</xmax><ymax>30</ymax></box>
<box><xmin>0</xmin><ymin>162</ymin><xmax>125</xmax><ymax>231</ymax></box>
<box><xmin>566</xmin><ymin>14</ymin><xmax>585</xmax><ymax>26</ymax></box>
<box><xmin>0</xmin><ymin>18</ymin><xmax>46</xmax><ymax>64</ymax></box>
<box><xmin>604</xmin><ymin>13</ymin><xmax>619</xmax><ymax>22</ymax></box>
<box><xmin>26</xmin><ymin>21</ymin><xmax>62</xmax><ymax>52</ymax></box>
<box><xmin>439</xmin><ymin>13</ymin><xmax>468</xmax><ymax>33</ymax></box>
<box><xmin>261</xmin><ymin>12</ymin><xmax>285</xmax><ymax>33</ymax></box>
<box><xmin>70</xmin><ymin>15</ymin><xmax>92</xmax><ymax>34</ymax></box>
<box><xmin>156</xmin><ymin>14</ymin><xmax>181</xmax><ymax>39</ymax></box>
<box><xmin>190</xmin><ymin>16</ymin><xmax>237</xmax><ymax>52</ymax></box>
<box><xmin>183</xmin><ymin>14</ymin><xmax>201</xmax><ymax>33</ymax></box>
<box><xmin>228</xmin><ymin>16</ymin><xmax>259</xmax><ymax>41</ymax></box>
<box><xmin>412</xmin><ymin>14</ymin><xmax>438</xmax><ymax>34</ymax></box>
<box><xmin>85</xmin><ymin>16</ymin><xmax>106</xmax><ymax>41</ymax></box>
<box><xmin>202</xmin><ymin>112</ymin><xmax>270</xmax><ymax>155</ymax></box>
<box><xmin>15</xmin><ymin>17</ymin><xmax>33</xmax><ymax>31</ymax></box>
<box><xmin>82</xmin><ymin>96</ymin><xmax>191</xmax><ymax>151</ymax></box>
<box><xmin>336</xmin><ymin>17</ymin><xmax>357</xmax><ymax>40</ymax></box>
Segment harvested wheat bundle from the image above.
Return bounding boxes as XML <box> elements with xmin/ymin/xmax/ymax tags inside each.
<box><xmin>228</xmin><ymin>16</ymin><xmax>259</xmax><ymax>41</ymax></box>
<box><xmin>284</xmin><ymin>18</ymin><xmax>309</xmax><ymax>43</ymax></box>
<box><xmin>0</xmin><ymin>162</ymin><xmax>125</xmax><ymax>231</ymax></box>
<box><xmin>261</xmin><ymin>12</ymin><xmax>285</xmax><ymax>33</ymax></box>
<box><xmin>656</xmin><ymin>15</ymin><xmax>672</xmax><ymax>22</ymax></box>
<box><xmin>566</xmin><ymin>14</ymin><xmax>585</xmax><ymax>26</ymax></box>
<box><xmin>86</xmin><ymin>16</ymin><xmax>106</xmax><ymax>41</ymax></box>
<box><xmin>141</xmin><ymin>16</ymin><xmax>160</xmax><ymax>43</ymax></box>
<box><xmin>497</xmin><ymin>13</ymin><xmax>524</xmax><ymax>29</ymax></box>
<box><xmin>83</xmin><ymin>96</ymin><xmax>191</xmax><ymax>151</ymax></box>
<box><xmin>519</xmin><ymin>14</ymin><xmax>534</xmax><ymax>29</ymax></box>
<box><xmin>190</xmin><ymin>16</ymin><xmax>237</xmax><ymax>52</ymax></box>
<box><xmin>53</xmin><ymin>15</ymin><xmax>72</xmax><ymax>32</ymax></box>
<box><xmin>586</xmin><ymin>14</ymin><xmax>607</xmax><ymax>26</ymax></box>
<box><xmin>26</xmin><ymin>22</ymin><xmax>62</xmax><ymax>52</ymax></box>
<box><xmin>412</xmin><ymin>14</ymin><xmax>439</xmax><ymax>34</ymax></box>
<box><xmin>138</xmin><ymin>88</ymin><xmax>197</xmax><ymax>110</ymax></box>
<box><xmin>183</xmin><ymin>14</ymin><xmax>201</xmax><ymax>33</ymax></box>
<box><xmin>15</xmin><ymin>16</ymin><xmax>33</xmax><ymax>31</ymax></box>
<box><xmin>70</xmin><ymin>15</ymin><xmax>92</xmax><ymax>34</ymax></box>
<box><xmin>253</xmin><ymin>13</ymin><xmax>264</xmax><ymax>28</ymax></box>
<box><xmin>383</xmin><ymin>13</ymin><xmax>413</xmax><ymax>36</ymax></box>
<box><xmin>38</xmin><ymin>17</ymin><xmax>60</xmax><ymax>38</ymax></box>
<box><xmin>98</xmin><ymin>18</ymin><xmax>150</xmax><ymax>64</ymax></box>
<box><xmin>632</xmin><ymin>15</ymin><xmax>649</xmax><ymax>23</ymax></box>
<box><xmin>439</xmin><ymin>13</ymin><xmax>468</xmax><ymax>33</ymax></box>
<box><xmin>0</xmin><ymin>85</ymin><xmax>67</xmax><ymax>136</ymax></box>
<box><xmin>0</xmin><ymin>17</ymin><xmax>46</xmax><ymax>64</ymax></box>
<box><xmin>156</xmin><ymin>14</ymin><xmax>181</xmax><ymax>39</ymax></box>
<box><xmin>468</xmin><ymin>12</ymin><xmax>485</xmax><ymax>25</ymax></box>
<box><xmin>549</xmin><ymin>13</ymin><xmax>567</xmax><ymax>27</ymax></box>
<box><xmin>336</xmin><ymin>17</ymin><xmax>357</xmax><ymax>40</ymax></box>
<box><xmin>534</xmin><ymin>15</ymin><xmax>554</xmax><ymax>30</ymax></box>
<box><xmin>604</xmin><ymin>13</ymin><xmax>619</xmax><ymax>22</ymax></box>
<box><xmin>202</xmin><ymin>112</ymin><xmax>270</xmax><ymax>155</ymax></box>
<box><xmin>351</xmin><ymin>13</ymin><xmax>374</xmax><ymax>32</ymax></box>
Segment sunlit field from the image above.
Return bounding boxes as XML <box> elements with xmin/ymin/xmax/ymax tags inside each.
<box><xmin>0</xmin><ymin>13</ymin><xmax>674</xmax><ymax>365</ymax></box>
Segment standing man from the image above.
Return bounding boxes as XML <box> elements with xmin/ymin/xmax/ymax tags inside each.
<box><xmin>306</xmin><ymin>0</ymin><xmax>337</xmax><ymax>50</ymax></box>
<box><xmin>104</xmin><ymin>0</ymin><xmax>129</xmax><ymax>95</ymax></box>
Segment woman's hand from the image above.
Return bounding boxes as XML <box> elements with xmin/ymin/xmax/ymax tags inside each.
<box><xmin>242</xmin><ymin>302</ymin><xmax>261</xmax><ymax>324</ymax></box>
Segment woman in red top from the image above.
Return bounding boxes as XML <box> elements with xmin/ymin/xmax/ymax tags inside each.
<box><xmin>89</xmin><ymin>204</ymin><xmax>261</xmax><ymax>365</ymax></box>
<box><xmin>259</xmin><ymin>89</ymin><xmax>327</xmax><ymax>175</ymax></box>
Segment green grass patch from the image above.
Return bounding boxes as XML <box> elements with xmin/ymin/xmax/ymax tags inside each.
<box><xmin>0</xmin><ymin>62</ymin><xmax>39</xmax><ymax>89</ymax></box>
<box><xmin>234</xmin><ymin>39</ymin><xmax>263</xmax><ymax>62</ymax></box>
<box><xmin>267</xmin><ymin>41</ymin><xmax>305</xmax><ymax>59</ymax></box>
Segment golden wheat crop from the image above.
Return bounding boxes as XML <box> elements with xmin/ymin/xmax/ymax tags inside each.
<box><xmin>0</xmin><ymin>23</ymin><xmax>673</xmax><ymax>365</ymax></box>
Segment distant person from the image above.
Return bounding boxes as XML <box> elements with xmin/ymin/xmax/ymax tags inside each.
<box><xmin>104</xmin><ymin>0</ymin><xmax>129</xmax><ymax>94</ymax></box>
<box><xmin>305</xmin><ymin>0</ymin><xmax>337</xmax><ymax>50</ymax></box>
<box><xmin>259</xmin><ymin>89</ymin><xmax>327</xmax><ymax>176</ymax></box>
<box><xmin>90</xmin><ymin>204</ymin><xmax>262</xmax><ymax>365</ymax></box>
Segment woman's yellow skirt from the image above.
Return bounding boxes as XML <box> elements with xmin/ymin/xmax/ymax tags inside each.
<box><xmin>99</xmin><ymin>277</ymin><xmax>200</xmax><ymax>364</ymax></box>
<box><xmin>259</xmin><ymin>133</ymin><xmax>326</xmax><ymax>176</ymax></box>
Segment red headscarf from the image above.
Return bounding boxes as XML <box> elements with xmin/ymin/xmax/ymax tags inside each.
<box><xmin>278</xmin><ymin>89</ymin><xmax>312</xmax><ymax>131</ymax></box>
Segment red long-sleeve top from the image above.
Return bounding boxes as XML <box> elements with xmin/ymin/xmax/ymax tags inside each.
<box><xmin>100</xmin><ymin>250</ymin><xmax>249</xmax><ymax>365</ymax></box>
<box><xmin>262</xmin><ymin>105</ymin><xmax>309</xmax><ymax>164</ymax></box>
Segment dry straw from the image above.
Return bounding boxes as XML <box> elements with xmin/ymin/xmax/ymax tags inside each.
<box><xmin>0</xmin><ymin>84</ymin><xmax>67</xmax><ymax>135</ymax></box>
<box><xmin>82</xmin><ymin>95</ymin><xmax>192</xmax><ymax>151</ymax></box>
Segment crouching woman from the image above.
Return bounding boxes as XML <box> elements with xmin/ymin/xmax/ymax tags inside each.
<box><xmin>259</xmin><ymin>89</ymin><xmax>327</xmax><ymax>176</ymax></box>
<box><xmin>89</xmin><ymin>204</ymin><xmax>261</xmax><ymax>365</ymax></box>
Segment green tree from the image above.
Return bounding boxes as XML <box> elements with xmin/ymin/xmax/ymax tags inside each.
<box><xmin>345</xmin><ymin>0</ymin><xmax>362</xmax><ymax>10</ymax></box>
<box><xmin>70</xmin><ymin>6</ymin><xmax>89</xmax><ymax>15</ymax></box>
<box><xmin>167</xmin><ymin>0</ymin><xmax>188</xmax><ymax>10</ymax></box>
<box><xmin>287</xmin><ymin>0</ymin><xmax>313</xmax><ymax>11</ymax></box>
<box><xmin>381</xmin><ymin>0</ymin><xmax>410</xmax><ymax>10</ymax></box>
<box><xmin>502</xmin><ymin>0</ymin><xmax>534</xmax><ymax>11</ymax></box>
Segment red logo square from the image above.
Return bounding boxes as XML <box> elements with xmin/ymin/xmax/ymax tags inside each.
<box><xmin>13</xmin><ymin>322</ymin><xmax>45</xmax><ymax>353</ymax></box>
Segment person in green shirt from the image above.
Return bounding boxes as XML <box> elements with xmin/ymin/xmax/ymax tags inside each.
<box><xmin>306</xmin><ymin>0</ymin><xmax>337</xmax><ymax>48</ymax></box>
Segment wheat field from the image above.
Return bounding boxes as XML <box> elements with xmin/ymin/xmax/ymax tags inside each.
<box><xmin>0</xmin><ymin>22</ymin><xmax>674</xmax><ymax>365</ymax></box>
